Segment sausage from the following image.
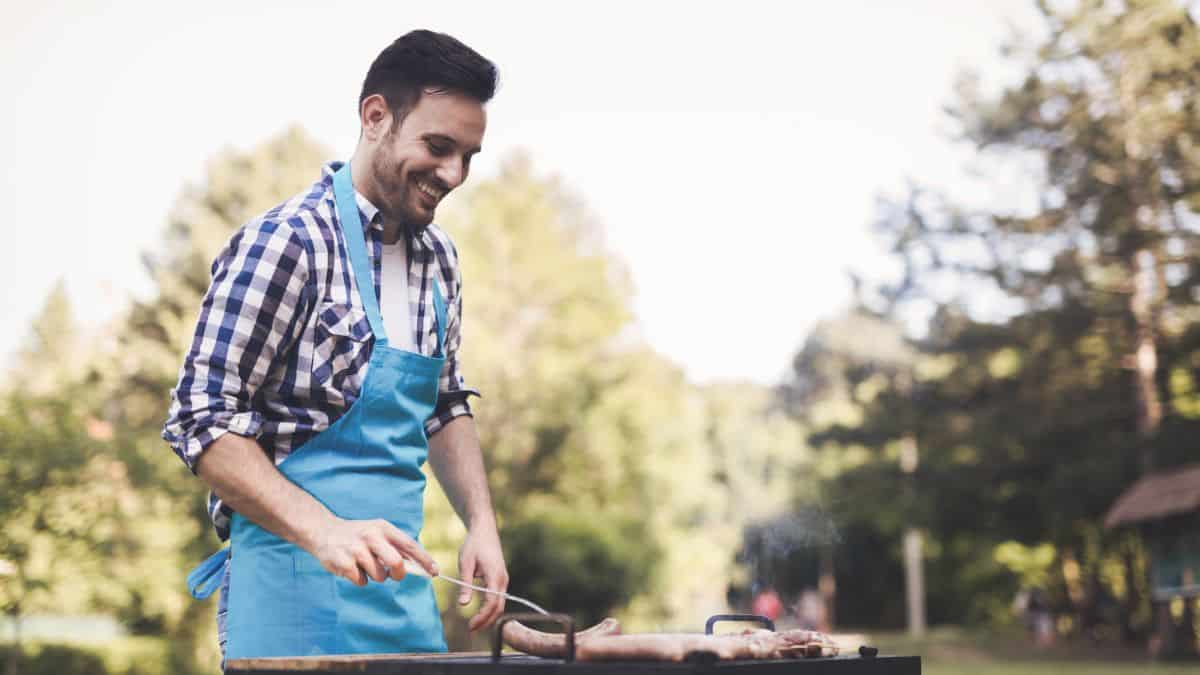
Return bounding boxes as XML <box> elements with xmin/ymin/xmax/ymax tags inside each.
<box><xmin>575</xmin><ymin>631</ymin><xmax>811</xmax><ymax>662</ymax></box>
<box><xmin>576</xmin><ymin>634</ymin><xmax>767</xmax><ymax>662</ymax></box>
<box><xmin>506</xmin><ymin>625</ymin><xmax>836</xmax><ymax>662</ymax></box>
<box><xmin>501</xmin><ymin>617</ymin><xmax>622</xmax><ymax>658</ymax></box>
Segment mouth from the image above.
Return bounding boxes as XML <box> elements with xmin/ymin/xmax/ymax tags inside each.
<box><xmin>414</xmin><ymin>178</ymin><xmax>446</xmax><ymax>207</ymax></box>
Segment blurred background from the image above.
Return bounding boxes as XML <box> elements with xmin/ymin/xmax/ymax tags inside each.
<box><xmin>3</xmin><ymin>1</ymin><xmax>1200</xmax><ymax>673</ymax></box>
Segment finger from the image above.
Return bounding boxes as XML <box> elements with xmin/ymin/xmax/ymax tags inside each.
<box><xmin>480</xmin><ymin>574</ymin><xmax>504</xmax><ymax>628</ymax></box>
<box><xmin>468</xmin><ymin>572</ymin><xmax>507</xmax><ymax>632</ymax></box>
<box><xmin>458</xmin><ymin>555</ymin><xmax>477</xmax><ymax>607</ymax></box>
<box><xmin>379</xmin><ymin>521</ymin><xmax>438</xmax><ymax>575</ymax></box>
<box><xmin>382</xmin><ymin>558</ymin><xmax>407</xmax><ymax>581</ymax></box>
<box><xmin>467</xmin><ymin>591</ymin><xmax>494</xmax><ymax>632</ymax></box>
<box><xmin>366</xmin><ymin>533</ymin><xmax>405</xmax><ymax>581</ymax></box>
<box><xmin>484</xmin><ymin>569</ymin><xmax>510</xmax><ymax>627</ymax></box>
<box><xmin>470</xmin><ymin>590</ymin><xmax>503</xmax><ymax>632</ymax></box>
<box><xmin>354</xmin><ymin>545</ymin><xmax>387</xmax><ymax>584</ymax></box>
<box><xmin>337</xmin><ymin>555</ymin><xmax>365</xmax><ymax>587</ymax></box>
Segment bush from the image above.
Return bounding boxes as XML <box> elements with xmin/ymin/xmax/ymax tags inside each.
<box><xmin>502</xmin><ymin>511</ymin><xmax>659</xmax><ymax>627</ymax></box>
<box><xmin>0</xmin><ymin>638</ymin><xmax>176</xmax><ymax>675</ymax></box>
<box><xmin>0</xmin><ymin>643</ymin><xmax>108</xmax><ymax>675</ymax></box>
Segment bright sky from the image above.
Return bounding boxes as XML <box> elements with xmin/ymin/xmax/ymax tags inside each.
<box><xmin>0</xmin><ymin>0</ymin><xmax>1038</xmax><ymax>384</ymax></box>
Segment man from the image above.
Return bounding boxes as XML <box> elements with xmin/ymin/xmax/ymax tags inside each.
<box><xmin>163</xmin><ymin>30</ymin><xmax>507</xmax><ymax>659</ymax></box>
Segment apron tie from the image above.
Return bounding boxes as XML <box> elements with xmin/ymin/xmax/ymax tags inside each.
<box><xmin>187</xmin><ymin>547</ymin><xmax>229</xmax><ymax>599</ymax></box>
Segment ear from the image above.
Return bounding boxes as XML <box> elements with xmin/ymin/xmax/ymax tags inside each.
<box><xmin>360</xmin><ymin>94</ymin><xmax>392</xmax><ymax>142</ymax></box>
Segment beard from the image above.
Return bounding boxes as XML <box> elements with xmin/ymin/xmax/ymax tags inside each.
<box><xmin>369</xmin><ymin>146</ymin><xmax>435</xmax><ymax>237</ymax></box>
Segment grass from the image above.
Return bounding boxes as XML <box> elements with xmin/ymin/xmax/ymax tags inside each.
<box><xmin>922</xmin><ymin>666</ymin><xmax>1197</xmax><ymax>675</ymax></box>
<box><xmin>854</xmin><ymin>626</ymin><xmax>1198</xmax><ymax>674</ymax></box>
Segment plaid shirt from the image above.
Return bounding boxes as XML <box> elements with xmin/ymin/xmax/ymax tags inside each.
<box><xmin>163</xmin><ymin>161</ymin><xmax>477</xmax><ymax>540</ymax></box>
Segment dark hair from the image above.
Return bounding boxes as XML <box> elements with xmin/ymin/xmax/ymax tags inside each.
<box><xmin>359</xmin><ymin>30</ymin><xmax>498</xmax><ymax>127</ymax></box>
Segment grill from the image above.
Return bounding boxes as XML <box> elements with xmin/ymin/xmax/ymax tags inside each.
<box><xmin>227</xmin><ymin>652</ymin><xmax>920</xmax><ymax>674</ymax></box>
<box><xmin>224</xmin><ymin>614</ymin><xmax>921</xmax><ymax>675</ymax></box>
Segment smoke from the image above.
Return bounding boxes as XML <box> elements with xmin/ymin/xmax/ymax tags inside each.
<box><xmin>739</xmin><ymin>506</ymin><xmax>841</xmax><ymax>596</ymax></box>
<box><xmin>759</xmin><ymin>507</ymin><xmax>841</xmax><ymax>555</ymax></box>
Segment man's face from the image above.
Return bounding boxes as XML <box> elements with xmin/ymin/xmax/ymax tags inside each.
<box><xmin>368</xmin><ymin>89</ymin><xmax>486</xmax><ymax>230</ymax></box>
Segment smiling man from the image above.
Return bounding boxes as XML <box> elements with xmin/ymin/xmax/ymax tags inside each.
<box><xmin>163</xmin><ymin>30</ymin><xmax>507</xmax><ymax>659</ymax></box>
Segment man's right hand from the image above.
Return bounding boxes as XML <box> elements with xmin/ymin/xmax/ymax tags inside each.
<box><xmin>312</xmin><ymin>517</ymin><xmax>440</xmax><ymax>586</ymax></box>
<box><xmin>197</xmin><ymin>434</ymin><xmax>440</xmax><ymax>587</ymax></box>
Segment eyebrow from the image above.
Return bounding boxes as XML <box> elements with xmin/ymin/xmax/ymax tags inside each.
<box><xmin>422</xmin><ymin>133</ymin><xmax>482</xmax><ymax>155</ymax></box>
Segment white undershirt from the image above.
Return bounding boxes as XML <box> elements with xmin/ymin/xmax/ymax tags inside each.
<box><xmin>379</xmin><ymin>240</ymin><xmax>415</xmax><ymax>351</ymax></box>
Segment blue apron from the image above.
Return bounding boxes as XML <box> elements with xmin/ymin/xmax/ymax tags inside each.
<box><xmin>186</xmin><ymin>162</ymin><xmax>449</xmax><ymax>657</ymax></box>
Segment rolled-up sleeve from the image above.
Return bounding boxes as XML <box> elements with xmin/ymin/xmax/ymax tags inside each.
<box><xmin>425</xmin><ymin>241</ymin><xmax>479</xmax><ymax>438</ymax></box>
<box><xmin>163</xmin><ymin>218</ymin><xmax>311</xmax><ymax>471</ymax></box>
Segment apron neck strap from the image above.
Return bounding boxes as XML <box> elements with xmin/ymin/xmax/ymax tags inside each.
<box><xmin>333</xmin><ymin>163</ymin><xmax>389</xmax><ymax>347</ymax></box>
<box><xmin>431</xmin><ymin>278</ymin><xmax>446</xmax><ymax>356</ymax></box>
<box><xmin>335</xmin><ymin>162</ymin><xmax>449</xmax><ymax>355</ymax></box>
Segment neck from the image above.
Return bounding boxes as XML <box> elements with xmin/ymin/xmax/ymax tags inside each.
<box><xmin>348</xmin><ymin>149</ymin><xmax>404</xmax><ymax>245</ymax></box>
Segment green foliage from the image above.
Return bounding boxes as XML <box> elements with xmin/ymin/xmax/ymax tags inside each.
<box><xmin>11</xmin><ymin>280</ymin><xmax>86</xmax><ymax>396</ymax></box>
<box><xmin>438</xmin><ymin>152</ymin><xmax>635</xmax><ymax>514</ymax></box>
<box><xmin>994</xmin><ymin>542</ymin><xmax>1058</xmax><ymax>591</ymax></box>
<box><xmin>0</xmin><ymin>644</ymin><xmax>107</xmax><ymax>675</ymax></box>
<box><xmin>502</xmin><ymin>511</ymin><xmax>658</xmax><ymax>627</ymax></box>
<box><xmin>106</xmin><ymin>126</ymin><xmax>333</xmax><ymax>443</ymax></box>
<box><xmin>0</xmin><ymin>392</ymin><xmax>105</xmax><ymax>620</ymax></box>
<box><xmin>95</xmin><ymin>127</ymin><xmax>334</xmax><ymax>672</ymax></box>
<box><xmin>777</xmin><ymin>0</ymin><xmax>1200</xmax><ymax>649</ymax></box>
<box><xmin>0</xmin><ymin>638</ymin><xmax>178</xmax><ymax>675</ymax></box>
<box><xmin>420</xmin><ymin>154</ymin><xmax>815</xmax><ymax>633</ymax></box>
<box><xmin>10</xmin><ymin>127</ymin><xmax>338</xmax><ymax>673</ymax></box>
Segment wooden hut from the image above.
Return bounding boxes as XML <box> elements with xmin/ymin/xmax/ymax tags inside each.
<box><xmin>1105</xmin><ymin>463</ymin><xmax>1200</xmax><ymax>656</ymax></box>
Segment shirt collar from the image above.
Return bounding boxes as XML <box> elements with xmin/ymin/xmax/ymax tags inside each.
<box><xmin>353</xmin><ymin>190</ymin><xmax>381</xmax><ymax>231</ymax></box>
<box><xmin>326</xmin><ymin>161</ymin><xmax>433</xmax><ymax>256</ymax></box>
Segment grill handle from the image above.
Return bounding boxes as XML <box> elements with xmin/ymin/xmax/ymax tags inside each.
<box><xmin>704</xmin><ymin>613</ymin><xmax>776</xmax><ymax>634</ymax></box>
<box><xmin>492</xmin><ymin>613</ymin><xmax>577</xmax><ymax>662</ymax></box>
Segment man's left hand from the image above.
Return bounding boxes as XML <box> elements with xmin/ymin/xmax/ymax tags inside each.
<box><xmin>457</xmin><ymin>526</ymin><xmax>509</xmax><ymax>631</ymax></box>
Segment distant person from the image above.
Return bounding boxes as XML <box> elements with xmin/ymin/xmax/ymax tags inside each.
<box><xmin>794</xmin><ymin>588</ymin><xmax>829</xmax><ymax>632</ymax></box>
<box><xmin>1024</xmin><ymin>588</ymin><xmax>1055</xmax><ymax>647</ymax></box>
<box><xmin>163</xmin><ymin>30</ymin><xmax>506</xmax><ymax>660</ymax></box>
<box><xmin>753</xmin><ymin>588</ymin><xmax>784</xmax><ymax>622</ymax></box>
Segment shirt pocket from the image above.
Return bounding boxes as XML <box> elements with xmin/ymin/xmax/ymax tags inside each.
<box><xmin>312</xmin><ymin>301</ymin><xmax>372</xmax><ymax>390</ymax></box>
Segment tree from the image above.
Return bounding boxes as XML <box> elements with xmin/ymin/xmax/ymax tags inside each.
<box><xmin>87</xmin><ymin>127</ymin><xmax>335</xmax><ymax>672</ymax></box>
<box><xmin>11</xmin><ymin>280</ymin><xmax>85</xmax><ymax>396</ymax></box>
<box><xmin>427</xmin><ymin>153</ymin><xmax>816</xmax><ymax>638</ymax></box>
<box><xmin>426</xmin><ymin>154</ymin><xmax>668</xmax><ymax>641</ymax></box>
<box><xmin>778</xmin><ymin>310</ymin><xmax>924</xmax><ymax>629</ymax></box>
<box><xmin>0</xmin><ymin>286</ymin><xmax>114</xmax><ymax>675</ymax></box>
<box><xmin>0</xmin><ymin>392</ymin><xmax>105</xmax><ymax>675</ymax></box>
<box><xmin>792</xmin><ymin>0</ymin><xmax>1200</xmax><ymax>649</ymax></box>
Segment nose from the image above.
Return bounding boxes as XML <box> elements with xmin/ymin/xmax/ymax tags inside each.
<box><xmin>435</xmin><ymin>158</ymin><xmax>466</xmax><ymax>190</ymax></box>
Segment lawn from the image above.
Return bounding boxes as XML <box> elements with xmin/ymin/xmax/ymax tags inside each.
<box><xmin>857</xmin><ymin>626</ymin><xmax>1198</xmax><ymax>675</ymax></box>
<box><xmin>922</xmin><ymin>664</ymin><xmax>1197</xmax><ymax>675</ymax></box>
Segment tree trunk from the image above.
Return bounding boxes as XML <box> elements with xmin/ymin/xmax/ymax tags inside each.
<box><xmin>1129</xmin><ymin>248</ymin><xmax>1163</xmax><ymax>473</ymax></box>
<box><xmin>903</xmin><ymin>529</ymin><xmax>926</xmax><ymax>637</ymax></box>
<box><xmin>5</xmin><ymin>564</ymin><xmax>23</xmax><ymax>675</ymax></box>
<box><xmin>1180</xmin><ymin>597</ymin><xmax>1197</xmax><ymax>656</ymax></box>
<box><xmin>1129</xmin><ymin>247</ymin><xmax>1166</xmax><ymax>654</ymax></box>
<box><xmin>1114</xmin><ymin>34</ymin><xmax>1168</xmax><ymax>655</ymax></box>
<box><xmin>898</xmin><ymin>431</ymin><xmax>925</xmax><ymax>637</ymax></box>
<box><xmin>1121</xmin><ymin>541</ymin><xmax>1142</xmax><ymax>644</ymax></box>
